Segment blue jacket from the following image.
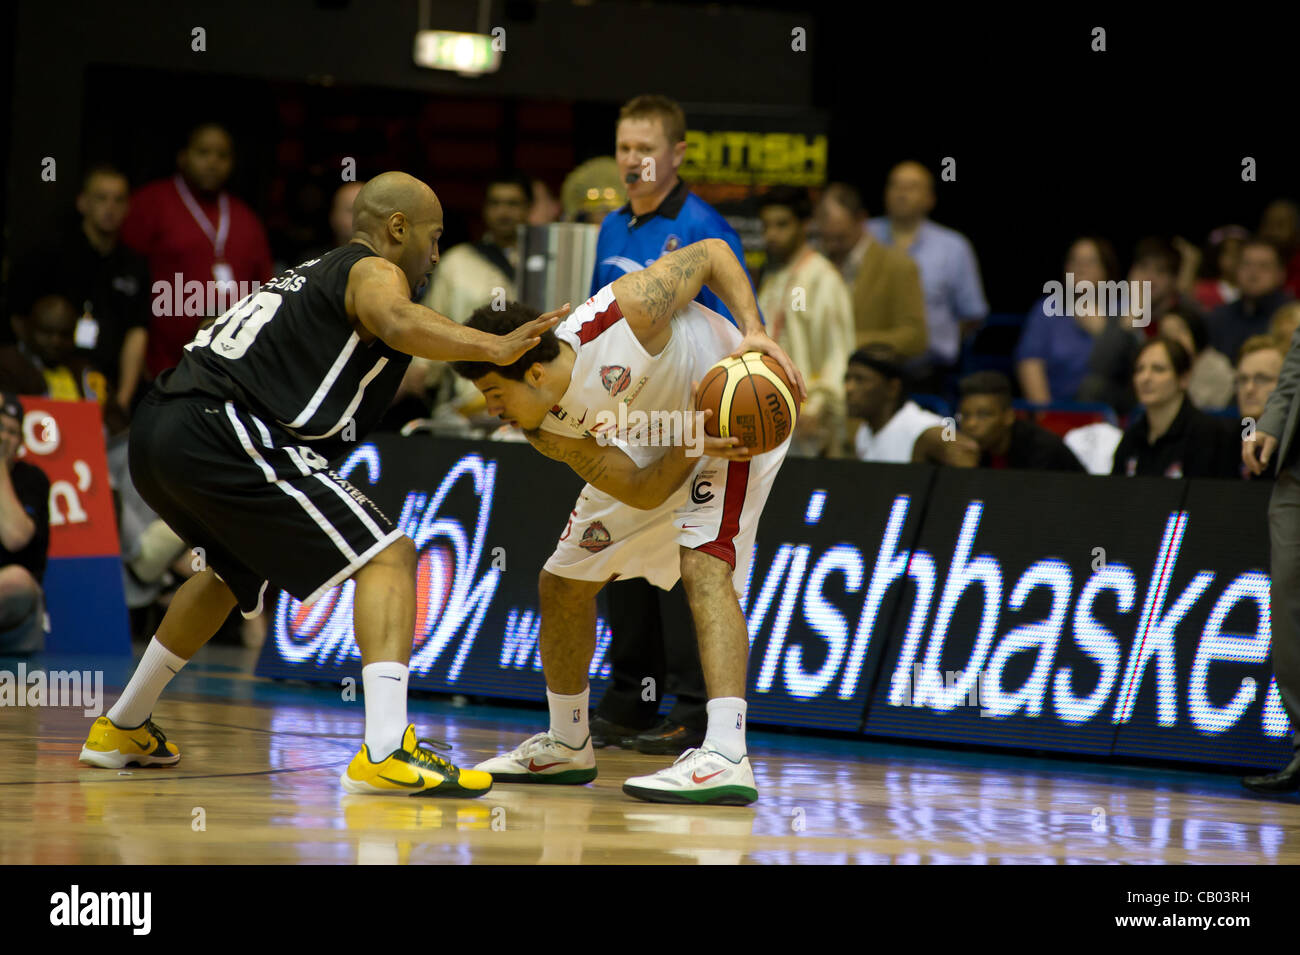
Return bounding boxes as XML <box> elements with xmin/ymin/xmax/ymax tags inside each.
<box><xmin>590</xmin><ymin>179</ymin><xmax>749</xmax><ymax>325</ymax></box>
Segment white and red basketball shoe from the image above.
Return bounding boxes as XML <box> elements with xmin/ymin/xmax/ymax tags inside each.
<box><xmin>474</xmin><ymin>732</ymin><xmax>597</xmax><ymax>784</ymax></box>
<box><xmin>622</xmin><ymin>747</ymin><xmax>757</xmax><ymax>805</ymax></box>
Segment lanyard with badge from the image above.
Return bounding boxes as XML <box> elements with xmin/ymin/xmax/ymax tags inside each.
<box><xmin>75</xmin><ymin>299</ymin><xmax>99</xmax><ymax>351</ymax></box>
<box><xmin>173</xmin><ymin>173</ymin><xmax>235</xmax><ymax>291</ymax></box>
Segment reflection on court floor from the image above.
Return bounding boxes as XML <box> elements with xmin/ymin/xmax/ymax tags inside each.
<box><xmin>1</xmin><ymin>649</ymin><xmax>1296</xmax><ymax>864</ymax></box>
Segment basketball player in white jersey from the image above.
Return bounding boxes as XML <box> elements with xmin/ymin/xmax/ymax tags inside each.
<box><xmin>453</xmin><ymin>238</ymin><xmax>806</xmax><ymax>804</ymax></box>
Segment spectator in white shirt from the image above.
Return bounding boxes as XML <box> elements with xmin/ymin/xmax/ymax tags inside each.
<box><xmin>845</xmin><ymin>345</ymin><xmax>977</xmax><ymax>465</ymax></box>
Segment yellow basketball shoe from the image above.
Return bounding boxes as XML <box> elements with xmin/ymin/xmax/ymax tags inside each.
<box><xmin>341</xmin><ymin>725</ymin><xmax>493</xmax><ymax>798</ymax></box>
<box><xmin>79</xmin><ymin>716</ymin><xmax>181</xmax><ymax>768</ymax></box>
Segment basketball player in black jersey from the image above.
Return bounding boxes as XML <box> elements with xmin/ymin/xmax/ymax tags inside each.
<box><xmin>79</xmin><ymin>171</ymin><xmax>567</xmax><ymax>796</ymax></box>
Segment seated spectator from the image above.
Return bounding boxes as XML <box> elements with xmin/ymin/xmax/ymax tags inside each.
<box><xmin>1111</xmin><ymin>337</ymin><xmax>1240</xmax><ymax>478</ymax></box>
<box><xmin>0</xmin><ymin>294</ymin><xmax>111</xmax><ymax>410</ymax></box>
<box><xmin>329</xmin><ymin>181</ymin><xmax>365</xmax><ymax>248</ymax></box>
<box><xmin>6</xmin><ymin>164</ymin><xmax>150</xmax><ymax>427</ymax></box>
<box><xmin>1270</xmin><ymin>301</ymin><xmax>1300</xmax><ymax>346</ymax></box>
<box><xmin>843</xmin><ymin>345</ymin><xmax>951</xmax><ymax>462</ymax></box>
<box><xmin>376</xmin><ymin>359</ymin><xmax>479</xmax><ymax>438</ymax></box>
<box><xmin>1191</xmin><ymin>225</ymin><xmax>1247</xmax><ymax>311</ymax></box>
<box><xmin>1158</xmin><ymin>309</ymin><xmax>1234</xmax><ymax>410</ymax></box>
<box><xmin>121</xmin><ymin>121</ymin><xmax>272</xmax><ymax>380</ymax></box>
<box><xmin>1016</xmin><ymin>236</ymin><xmax>1121</xmax><ymax>404</ymax></box>
<box><xmin>106</xmin><ymin>431</ymin><xmax>187</xmax><ymax>636</ymax></box>
<box><xmin>1129</xmin><ymin>236</ymin><xmax>1205</xmax><ymax>331</ymax></box>
<box><xmin>0</xmin><ymin>395</ymin><xmax>50</xmax><ymax>654</ymax></box>
<box><xmin>1259</xmin><ymin>199</ymin><xmax>1300</xmax><ymax>298</ymax></box>
<box><xmin>1238</xmin><ymin>332</ymin><xmax>1287</xmax><ymax>419</ymax></box>
<box><xmin>757</xmin><ymin>186</ymin><xmax>853</xmax><ymax>457</ymax></box>
<box><xmin>868</xmin><ymin>162</ymin><xmax>989</xmax><ymax>374</ymax></box>
<box><xmin>814</xmin><ymin>183</ymin><xmax>872</xmax><ymax>287</ymax></box>
<box><xmin>1236</xmin><ymin>334</ymin><xmax>1286</xmax><ymax>480</ymax></box>
<box><xmin>1207</xmin><ymin>236</ymin><xmax>1294</xmax><ymax>363</ymax></box>
<box><xmin>955</xmin><ymin>371</ymin><xmax>1084</xmax><ymax>471</ymax></box>
<box><xmin>424</xmin><ymin>171</ymin><xmax>530</xmax><ymax>320</ymax></box>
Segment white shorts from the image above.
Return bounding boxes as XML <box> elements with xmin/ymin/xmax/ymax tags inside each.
<box><xmin>542</xmin><ymin>439</ymin><xmax>790</xmax><ymax>593</ymax></box>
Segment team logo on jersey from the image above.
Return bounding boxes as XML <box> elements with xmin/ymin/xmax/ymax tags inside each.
<box><xmin>600</xmin><ymin>365</ymin><xmax>631</xmax><ymax>396</ymax></box>
<box><xmin>579</xmin><ymin>521</ymin><xmax>613</xmax><ymax>553</ymax></box>
<box><xmin>661</xmin><ymin>235</ymin><xmax>681</xmax><ymax>254</ymax></box>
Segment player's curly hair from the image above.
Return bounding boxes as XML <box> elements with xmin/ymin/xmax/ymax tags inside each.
<box><xmin>451</xmin><ymin>301</ymin><xmax>561</xmax><ymax>381</ymax></box>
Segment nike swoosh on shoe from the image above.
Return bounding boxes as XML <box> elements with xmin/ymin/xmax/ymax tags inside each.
<box><xmin>527</xmin><ymin>759</ymin><xmax>566</xmax><ymax>772</ymax></box>
<box><xmin>691</xmin><ymin>769</ymin><xmax>726</xmax><ymax>784</ymax></box>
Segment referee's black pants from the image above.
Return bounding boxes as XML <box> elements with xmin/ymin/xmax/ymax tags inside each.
<box><xmin>593</xmin><ymin>577</ymin><xmax>709</xmax><ymax>731</ymax></box>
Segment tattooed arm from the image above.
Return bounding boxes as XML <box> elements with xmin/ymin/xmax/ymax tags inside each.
<box><xmin>611</xmin><ymin>238</ymin><xmax>809</xmax><ymax>402</ymax></box>
<box><xmin>523</xmin><ymin>417</ymin><xmax>748</xmax><ymax>510</ymax></box>
<box><xmin>611</xmin><ymin>239</ymin><xmax>765</xmax><ymax>343</ymax></box>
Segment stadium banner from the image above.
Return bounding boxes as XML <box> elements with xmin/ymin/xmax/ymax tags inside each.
<box><xmin>255</xmin><ymin>436</ymin><xmax>1289</xmax><ymax>770</ymax></box>
<box><xmin>676</xmin><ymin>105</ymin><xmax>829</xmax><ymax>273</ymax></box>
<box><xmin>861</xmin><ymin>470</ymin><xmax>1289</xmax><ymax>770</ymax></box>
<box><xmin>18</xmin><ymin>398</ymin><xmax>130</xmax><ymax>655</ymax></box>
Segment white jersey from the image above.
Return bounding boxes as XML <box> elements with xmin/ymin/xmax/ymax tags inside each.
<box><xmin>540</xmin><ymin>283</ymin><xmax>741</xmax><ymax>467</ymax></box>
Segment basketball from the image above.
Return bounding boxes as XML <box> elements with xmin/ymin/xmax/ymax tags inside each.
<box><xmin>696</xmin><ymin>351</ymin><xmax>799</xmax><ymax>453</ymax></box>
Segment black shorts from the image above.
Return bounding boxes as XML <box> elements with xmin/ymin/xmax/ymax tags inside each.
<box><xmin>129</xmin><ymin>390</ymin><xmax>404</xmax><ymax>617</ymax></box>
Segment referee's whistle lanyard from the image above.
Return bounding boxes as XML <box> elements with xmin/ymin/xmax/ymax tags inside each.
<box><xmin>174</xmin><ymin>174</ymin><xmax>232</xmax><ymax>281</ymax></box>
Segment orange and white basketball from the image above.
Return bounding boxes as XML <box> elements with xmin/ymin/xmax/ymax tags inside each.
<box><xmin>696</xmin><ymin>351</ymin><xmax>798</xmax><ymax>453</ymax></box>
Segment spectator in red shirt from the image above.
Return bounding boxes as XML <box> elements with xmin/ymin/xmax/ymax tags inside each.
<box><xmin>1190</xmin><ymin>225</ymin><xmax>1248</xmax><ymax>312</ymax></box>
<box><xmin>121</xmin><ymin>122</ymin><xmax>272</xmax><ymax>379</ymax></box>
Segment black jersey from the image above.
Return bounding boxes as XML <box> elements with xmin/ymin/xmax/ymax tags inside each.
<box><xmin>155</xmin><ymin>243</ymin><xmax>412</xmax><ymax>457</ymax></box>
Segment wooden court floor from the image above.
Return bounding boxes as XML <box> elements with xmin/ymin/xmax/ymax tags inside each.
<box><xmin>3</xmin><ymin>649</ymin><xmax>1299</xmax><ymax>864</ymax></box>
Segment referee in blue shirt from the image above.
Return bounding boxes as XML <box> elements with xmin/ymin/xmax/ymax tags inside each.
<box><xmin>588</xmin><ymin>94</ymin><xmax>751</xmax><ymax>754</ymax></box>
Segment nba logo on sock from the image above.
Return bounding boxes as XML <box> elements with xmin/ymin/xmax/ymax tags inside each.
<box><xmin>736</xmin><ymin>715</ymin><xmax>743</xmax><ymax>730</ymax></box>
<box><xmin>573</xmin><ymin>708</ymin><xmax>580</xmax><ymax>723</ymax></box>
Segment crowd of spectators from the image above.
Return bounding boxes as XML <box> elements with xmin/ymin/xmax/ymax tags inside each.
<box><xmin>4</xmin><ymin>108</ymin><xmax>1300</xmax><ymax>649</ymax></box>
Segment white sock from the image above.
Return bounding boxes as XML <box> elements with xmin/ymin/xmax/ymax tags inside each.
<box><xmin>547</xmin><ymin>686</ymin><xmax>589</xmax><ymax>748</ymax></box>
<box><xmin>106</xmin><ymin>637</ymin><xmax>187</xmax><ymax>728</ymax></box>
<box><xmin>703</xmin><ymin>697</ymin><xmax>747</xmax><ymax>761</ymax></box>
<box><xmin>362</xmin><ymin>662</ymin><xmax>409</xmax><ymax>758</ymax></box>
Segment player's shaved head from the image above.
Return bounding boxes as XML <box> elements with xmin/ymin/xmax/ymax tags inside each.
<box><xmin>349</xmin><ymin>171</ymin><xmax>445</xmax><ymax>299</ymax></box>
<box><xmin>352</xmin><ymin>171</ymin><xmax>441</xmax><ymax>238</ymax></box>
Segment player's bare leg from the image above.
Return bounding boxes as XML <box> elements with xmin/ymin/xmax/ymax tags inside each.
<box><xmin>82</xmin><ymin>567</ymin><xmax>237</xmax><ymax>767</ymax></box>
<box><xmin>537</xmin><ymin>568</ymin><xmax>605</xmax><ymax>693</ymax></box>
<box><xmin>155</xmin><ymin>568</ymin><xmax>239</xmax><ymax>658</ymax></box>
<box><xmin>342</xmin><ymin>534</ymin><xmax>492</xmax><ymax>796</ymax></box>
<box><xmin>351</xmin><ymin>535</ymin><xmax>416</xmax><ymax>667</ymax></box>
<box><xmin>472</xmin><ymin>568</ymin><xmax>605</xmax><ymax>783</ymax></box>
<box><xmin>678</xmin><ymin>547</ymin><xmax>748</xmax><ymax>699</ymax></box>
<box><xmin>622</xmin><ymin>547</ymin><xmax>757</xmax><ymax>805</ymax></box>
<box><xmin>346</xmin><ymin>535</ymin><xmax>420</xmax><ymax>758</ymax></box>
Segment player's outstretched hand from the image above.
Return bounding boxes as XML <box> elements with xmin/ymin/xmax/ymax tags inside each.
<box><xmin>730</xmin><ymin>331</ymin><xmax>808</xmax><ymax>404</ymax></box>
<box><xmin>1244</xmin><ymin>430</ymin><xmax>1277</xmax><ymax>476</ymax></box>
<box><xmin>493</xmin><ymin>303</ymin><xmax>570</xmax><ymax>365</ymax></box>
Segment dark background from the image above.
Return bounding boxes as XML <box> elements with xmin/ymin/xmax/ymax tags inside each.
<box><xmin>3</xmin><ymin>2</ymin><xmax>1299</xmax><ymax>314</ymax></box>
